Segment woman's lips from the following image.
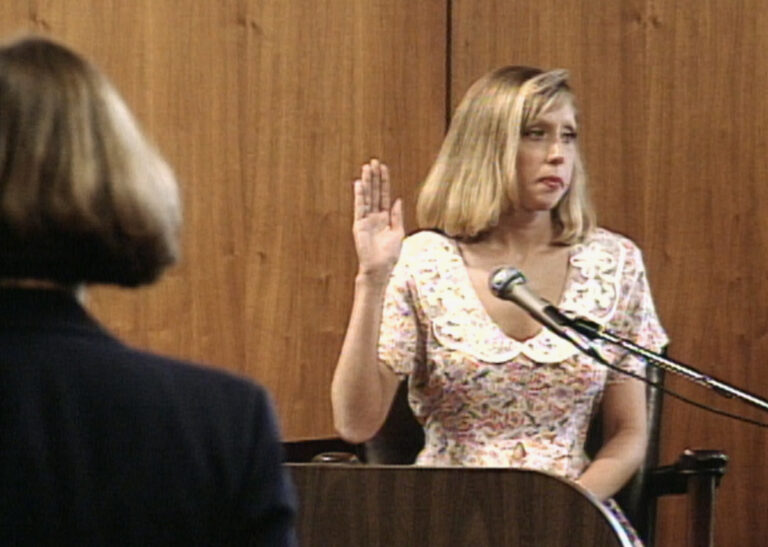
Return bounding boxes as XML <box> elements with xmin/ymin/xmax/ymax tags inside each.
<box><xmin>537</xmin><ymin>176</ymin><xmax>564</xmax><ymax>189</ymax></box>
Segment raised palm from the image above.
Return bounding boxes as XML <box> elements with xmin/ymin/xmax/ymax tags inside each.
<box><xmin>352</xmin><ymin>159</ymin><xmax>404</xmax><ymax>282</ymax></box>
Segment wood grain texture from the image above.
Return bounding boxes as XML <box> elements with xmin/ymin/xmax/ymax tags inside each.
<box><xmin>643</xmin><ymin>2</ymin><xmax>768</xmax><ymax>545</ymax></box>
<box><xmin>3</xmin><ymin>0</ymin><xmax>763</xmax><ymax>542</ymax></box>
<box><xmin>0</xmin><ymin>0</ymin><xmax>446</xmax><ymax>440</ymax></box>
<box><xmin>288</xmin><ymin>464</ymin><xmax>629</xmax><ymax>546</ymax></box>
<box><xmin>452</xmin><ymin>0</ymin><xmax>768</xmax><ymax>545</ymax></box>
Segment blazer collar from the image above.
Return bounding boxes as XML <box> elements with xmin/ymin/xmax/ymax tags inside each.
<box><xmin>0</xmin><ymin>287</ymin><xmax>108</xmax><ymax>336</ymax></box>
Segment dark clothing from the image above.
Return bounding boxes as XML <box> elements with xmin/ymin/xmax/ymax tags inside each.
<box><xmin>0</xmin><ymin>288</ymin><xmax>296</xmax><ymax>546</ymax></box>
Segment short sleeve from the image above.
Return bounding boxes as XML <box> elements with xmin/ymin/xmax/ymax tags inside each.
<box><xmin>377</xmin><ymin>252</ymin><xmax>422</xmax><ymax>378</ymax></box>
<box><xmin>604</xmin><ymin>245</ymin><xmax>669</xmax><ymax>384</ymax></box>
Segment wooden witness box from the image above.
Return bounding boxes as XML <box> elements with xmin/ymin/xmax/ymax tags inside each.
<box><xmin>287</xmin><ymin>463</ymin><xmax>633</xmax><ymax>547</ymax></box>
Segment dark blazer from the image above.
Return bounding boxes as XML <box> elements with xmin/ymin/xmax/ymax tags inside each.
<box><xmin>0</xmin><ymin>288</ymin><xmax>296</xmax><ymax>546</ymax></box>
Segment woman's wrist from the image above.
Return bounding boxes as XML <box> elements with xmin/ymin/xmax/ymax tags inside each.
<box><xmin>354</xmin><ymin>268</ymin><xmax>392</xmax><ymax>289</ymax></box>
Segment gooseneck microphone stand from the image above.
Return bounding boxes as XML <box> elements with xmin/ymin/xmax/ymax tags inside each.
<box><xmin>488</xmin><ymin>264</ymin><xmax>768</xmax><ymax>416</ymax></box>
<box><xmin>567</xmin><ymin>316</ymin><xmax>768</xmax><ymax>415</ymax></box>
<box><xmin>489</xmin><ymin>266</ymin><xmax>756</xmax><ymax>546</ymax></box>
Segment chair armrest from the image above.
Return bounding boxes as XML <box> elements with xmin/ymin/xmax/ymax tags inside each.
<box><xmin>647</xmin><ymin>449</ymin><xmax>728</xmax><ymax>547</ymax></box>
<box><xmin>647</xmin><ymin>448</ymin><xmax>728</xmax><ymax>497</ymax></box>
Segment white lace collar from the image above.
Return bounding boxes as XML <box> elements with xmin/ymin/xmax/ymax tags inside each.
<box><xmin>410</xmin><ymin>230</ymin><xmax>627</xmax><ymax>364</ymax></box>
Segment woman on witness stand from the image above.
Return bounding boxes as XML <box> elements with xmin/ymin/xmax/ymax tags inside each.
<box><xmin>0</xmin><ymin>36</ymin><xmax>295</xmax><ymax>546</ymax></box>
<box><xmin>331</xmin><ymin>66</ymin><xmax>667</xmax><ymax>546</ymax></box>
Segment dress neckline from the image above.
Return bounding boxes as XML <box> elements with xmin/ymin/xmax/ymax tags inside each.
<box><xmin>449</xmin><ymin>237</ymin><xmax>578</xmax><ymax>345</ymax></box>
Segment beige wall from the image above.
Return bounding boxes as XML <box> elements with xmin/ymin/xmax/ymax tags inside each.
<box><xmin>1</xmin><ymin>1</ymin><xmax>765</xmax><ymax>544</ymax></box>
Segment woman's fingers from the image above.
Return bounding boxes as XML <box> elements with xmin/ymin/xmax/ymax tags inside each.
<box><xmin>360</xmin><ymin>164</ymin><xmax>372</xmax><ymax>214</ymax></box>
<box><xmin>380</xmin><ymin>163</ymin><xmax>390</xmax><ymax>211</ymax></box>
<box><xmin>353</xmin><ymin>179</ymin><xmax>365</xmax><ymax>221</ymax></box>
<box><xmin>354</xmin><ymin>159</ymin><xmax>392</xmax><ymax>221</ymax></box>
<box><xmin>370</xmin><ymin>158</ymin><xmax>381</xmax><ymax>212</ymax></box>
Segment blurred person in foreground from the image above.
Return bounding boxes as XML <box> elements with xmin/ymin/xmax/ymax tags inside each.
<box><xmin>0</xmin><ymin>36</ymin><xmax>295</xmax><ymax>546</ymax></box>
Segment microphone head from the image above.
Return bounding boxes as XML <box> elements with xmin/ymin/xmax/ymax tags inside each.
<box><xmin>488</xmin><ymin>266</ymin><xmax>527</xmax><ymax>299</ymax></box>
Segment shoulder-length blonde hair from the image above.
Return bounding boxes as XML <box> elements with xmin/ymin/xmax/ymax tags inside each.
<box><xmin>0</xmin><ymin>36</ymin><xmax>181</xmax><ymax>286</ymax></box>
<box><xmin>416</xmin><ymin>66</ymin><xmax>595</xmax><ymax>244</ymax></box>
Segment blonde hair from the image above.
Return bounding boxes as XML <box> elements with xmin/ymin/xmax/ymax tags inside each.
<box><xmin>0</xmin><ymin>36</ymin><xmax>181</xmax><ymax>285</ymax></box>
<box><xmin>416</xmin><ymin>66</ymin><xmax>595</xmax><ymax>244</ymax></box>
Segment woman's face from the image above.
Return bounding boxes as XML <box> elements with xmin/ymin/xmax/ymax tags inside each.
<box><xmin>514</xmin><ymin>101</ymin><xmax>578</xmax><ymax>213</ymax></box>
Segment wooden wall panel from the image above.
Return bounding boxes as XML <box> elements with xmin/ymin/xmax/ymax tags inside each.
<box><xmin>451</xmin><ymin>0</ymin><xmax>650</xmax><ymax>234</ymax></box>
<box><xmin>8</xmin><ymin>0</ymin><xmax>765</xmax><ymax>542</ymax></box>
<box><xmin>452</xmin><ymin>0</ymin><xmax>767</xmax><ymax>545</ymax></box>
<box><xmin>225</xmin><ymin>0</ymin><xmax>446</xmax><ymax>439</ymax></box>
<box><xmin>0</xmin><ymin>0</ymin><xmax>446</xmax><ymax>440</ymax></box>
<box><xmin>644</xmin><ymin>2</ymin><xmax>768</xmax><ymax>545</ymax></box>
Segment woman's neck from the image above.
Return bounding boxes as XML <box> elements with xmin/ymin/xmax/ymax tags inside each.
<box><xmin>458</xmin><ymin>211</ymin><xmax>559</xmax><ymax>269</ymax></box>
<box><xmin>485</xmin><ymin>211</ymin><xmax>554</xmax><ymax>252</ymax></box>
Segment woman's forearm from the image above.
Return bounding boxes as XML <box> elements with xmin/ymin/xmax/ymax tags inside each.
<box><xmin>575</xmin><ymin>425</ymin><xmax>647</xmax><ymax>501</ymax></box>
<box><xmin>331</xmin><ymin>274</ymin><xmax>400</xmax><ymax>443</ymax></box>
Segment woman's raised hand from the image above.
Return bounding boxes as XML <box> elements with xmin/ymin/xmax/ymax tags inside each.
<box><xmin>352</xmin><ymin>159</ymin><xmax>404</xmax><ymax>284</ymax></box>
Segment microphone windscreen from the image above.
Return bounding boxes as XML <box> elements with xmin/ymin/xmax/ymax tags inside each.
<box><xmin>488</xmin><ymin>266</ymin><xmax>526</xmax><ymax>298</ymax></box>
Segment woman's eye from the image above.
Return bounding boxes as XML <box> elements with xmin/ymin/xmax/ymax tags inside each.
<box><xmin>523</xmin><ymin>128</ymin><xmax>545</xmax><ymax>139</ymax></box>
<box><xmin>562</xmin><ymin>131</ymin><xmax>578</xmax><ymax>143</ymax></box>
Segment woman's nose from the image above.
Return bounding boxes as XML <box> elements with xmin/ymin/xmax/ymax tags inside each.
<box><xmin>546</xmin><ymin>140</ymin><xmax>564</xmax><ymax>164</ymax></box>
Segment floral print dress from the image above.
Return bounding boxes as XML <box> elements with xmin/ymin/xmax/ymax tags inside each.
<box><xmin>377</xmin><ymin>229</ymin><xmax>668</xmax><ymax>546</ymax></box>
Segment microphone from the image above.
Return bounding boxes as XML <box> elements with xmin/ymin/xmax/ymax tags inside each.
<box><xmin>488</xmin><ymin>266</ymin><xmax>596</xmax><ymax>355</ymax></box>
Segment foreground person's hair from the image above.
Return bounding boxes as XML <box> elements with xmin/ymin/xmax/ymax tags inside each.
<box><xmin>0</xmin><ymin>36</ymin><xmax>181</xmax><ymax>286</ymax></box>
